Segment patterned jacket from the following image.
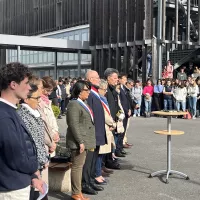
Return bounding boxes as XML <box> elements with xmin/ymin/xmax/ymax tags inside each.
<box><xmin>17</xmin><ymin>104</ymin><xmax>49</xmax><ymax>170</ymax></box>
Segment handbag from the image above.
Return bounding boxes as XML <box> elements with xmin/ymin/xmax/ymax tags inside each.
<box><xmin>183</xmin><ymin>110</ymin><xmax>192</xmax><ymax>119</ymax></box>
<box><xmin>116</xmin><ymin>121</ymin><xmax>124</xmax><ymax>134</ymax></box>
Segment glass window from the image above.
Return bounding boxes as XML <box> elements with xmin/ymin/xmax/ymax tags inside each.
<box><xmin>34</xmin><ymin>52</ymin><xmax>38</xmax><ymax>64</ymax></box>
<box><xmin>43</xmin><ymin>52</ymin><xmax>48</xmax><ymax>63</ymax></box>
<box><xmin>45</xmin><ymin>70</ymin><xmax>49</xmax><ymax>76</ymax></box>
<box><xmin>81</xmin><ymin>69</ymin><xmax>86</xmax><ymax>77</ymax></box>
<box><xmin>58</xmin><ymin>53</ymin><xmax>63</xmax><ymax>62</ymax></box>
<box><xmin>74</xmin><ymin>69</ymin><xmax>78</xmax><ymax>77</ymax></box>
<box><xmin>30</xmin><ymin>54</ymin><xmax>34</xmax><ymax>64</ymax></box>
<box><xmin>48</xmin><ymin>52</ymin><xmax>53</xmax><ymax>62</ymax></box>
<box><xmin>82</xmin><ymin>33</ymin><xmax>88</xmax><ymax>41</ymax></box>
<box><xmin>64</xmin><ymin>53</ymin><xmax>69</xmax><ymax>61</ymax></box>
<box><xmin>75</xmin><ymin>34</ymin><xmax>80</xmax><ymax>41</ymax></box>
<box><xmin>50</xmin><ymin>70</ymin><xmax>54</xmax><ymax>78</ymax></box>
<box><xmin>70</xmin><ymin>69</ymin><xmax>75</xmax><ymax>77</ymax></box>
<box><xmin>58</xmin><ymin>70</ymin><xmax>64</xmax><ymax>77</ymax></box>
<box><xmin>82</xmin><ymin>53</ymin><xmax>87</xmax><ymax>60</ymax></box>
<box><xmin>64</xmin><ymin>70</ymin><xmax>69</xmax><ymax>77</ymax></box>
<box><xmin>74</xmin><ymin>53</ymin><xmax>78</xmax><ymax>61</ymax></box>
<box><xmin>39</xmin><ymin>71</ymin><xmax>45</xmax><ymax>78</ymax></box>
<box><xmin>69</xmin><ymin>35</ymin><xmax>74</xmax><ymax>40</ymax></box>
<box><xmin>69</xmin><ymin>53</ymin><xmax>74</xmax><ymax>60</ymax></box>
<box><xmin>39</xmin><ymin>53</ymin><xmax>43</xmax><ymax>63</ymax></box>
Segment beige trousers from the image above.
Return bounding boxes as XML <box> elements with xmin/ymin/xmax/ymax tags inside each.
<box><xmin>123</xmin><ymin>118</ymin><xmax>130</xmax><ymax>144</ymax></box>
<box><xmin>0</xmin><ymin>186</ymin><xmax>30</xmax><ymax>200</ymax></box>
<box><xmin>71</xmin><ymin>150</ymin><xmax>87</xmax><ymax>195</ymax></box>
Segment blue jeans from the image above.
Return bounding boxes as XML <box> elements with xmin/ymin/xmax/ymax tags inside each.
<box><xmin>176</xmin><ymin>101</ymin><xmax>186</xmax><ymax>112</ymax></box>
<box><xmin>96</xmin><ymin>154</ymin><xmax>103</xmax><ymax>177</ymax></box>
<box><xmin>144</xmin><ymin>97</ymin><xmax>152</xmax><ymax>113</ymax></box>
<box><xmin>134</xmin><ymin>99</ymin><xmax>141</xmax><ymax>115</ymax></box>
<box><xmin>188</xmin><ymin>96</ymin><xmax>197</xmax><ymax>117</ymax></box>
<box><xmin>164</xmin><ymin>99</ymin><xmax>172</xmax><ymax>110</ymax></box>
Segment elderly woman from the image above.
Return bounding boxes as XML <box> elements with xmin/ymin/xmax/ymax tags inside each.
<box><xmin>17</xmin><ymin>77</ymin><xmax>48</xmax><ymax>200</ymax></box>
<box><xmin>95</xmin><ymin>80</ymin><xmax>117</xmax><ymax>184</ymax></box>
<box><xmin>66</xmin><ymin>80</ymin><xmax>96</xmax><ymax>200</ymax></box>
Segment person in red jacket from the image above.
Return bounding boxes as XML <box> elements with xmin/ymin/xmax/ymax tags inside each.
<box><xmin>143</xmin><ymin>79</ymin><xmax>154</xmax><ymax>117</ymax></box>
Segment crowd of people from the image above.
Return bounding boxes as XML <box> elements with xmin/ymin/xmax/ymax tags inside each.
<box><xmin>0</xmin><ymin>63</ymin><xmax>136</xmax><ymax>200</ymax></box>
<box><xmin>1</xmin><ymin>61</ymin><xmax>200</xmax><ymax>200</ymax></box>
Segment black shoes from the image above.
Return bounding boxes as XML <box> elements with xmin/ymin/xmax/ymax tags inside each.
<box><xmin>91</xmin><ymin>184</ymin><xmax>104</xmax><ymax>191</ymax></box>
<box><xmin>120</xmin><ymin>149</ymin><xmax>127</xmax><ymax>155</ymax></box>
<box><xmin>95</xmin><ymin>179</ymin><xmax>107</xmax><ymax>185</ymax></box>
<box><xmin>82</xmin><ymin>185</ymin><xmax>98</xmax><ymax>195</ymax></box>
<box><xmin>105</xmin><ymin>159</ymin><xmax>121</xmax><ymax>170</ymax></box>
<box><xmin>115</xmin><ymin>152</ymin><xmax>126</xmax><ymax>157</ymax></box>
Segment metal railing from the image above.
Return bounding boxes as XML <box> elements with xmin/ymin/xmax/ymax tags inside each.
<box><xmin>154</xmin><ymin>0</ymin><xmax>198</xmax><ymax>7</ymax></box>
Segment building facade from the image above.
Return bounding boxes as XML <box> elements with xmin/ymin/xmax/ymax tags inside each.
<box><xmin>0</xmin><ymin>0</ymin><xmax>91</xmax><ymax>78</ymax></box>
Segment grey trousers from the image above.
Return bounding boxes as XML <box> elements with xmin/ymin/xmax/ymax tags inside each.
<box><xmin>71</xmin><ymin>150</ymin><xmax>87</xmax><ymax>195</ymax></box>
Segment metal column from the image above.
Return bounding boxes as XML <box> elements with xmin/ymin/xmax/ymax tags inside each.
<box><xmin>186</xmin><ymin>0</ymin><xmax>191</xmax><ymax>44</ymax></box>
<box><xmin>157</xmin><ymin>0</ymin><xmax>163</xmax><ymax>79</ymax></box>
<box><xmin>54</xmin><ymin>52</ymin><xmax>57</xmax><ymax>80</ymax></box>
<box><xmin>198</xmin><ymin>0</ymin><xmax>200</xmax><ymax>45</ymax></box>
<box><xmin>17</xmin><ymin>46</ymin><xmax>21</xmax><ymax>62</ymax></box>
<box><xmin>175</xmin><ymin>0</ymin><xmax>179</xmax><ymax>43</ymax></box>
<box><xmin>78</xmin><ymin>50</ymin><xmax>81</xmax><ymax>77</ymax></box>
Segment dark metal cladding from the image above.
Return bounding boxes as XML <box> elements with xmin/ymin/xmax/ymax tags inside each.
<box><xmin>0</xmin><ymin>0</ymin><xmax>89</xmax><ymax>36</ymax></box>
<box><xmin>103</xmin><ymin>0</ymin><xmax>110</xmax><ymax>45</ymax></box>
<box><xmin>145</xmin><ymin>0</ymin><xmax>153</xmax><ymax>40</ymax></box>
<box><xmin>127</xmin><ymin>0</ymin><xmax>135</xmax><ymax>42</ymax></box>
<box><xmin>136</xmin><ymin>0</ymin><xmax>144</xmax><ymax>40</ymax></box>
<box><xmin>118</xmin><ymin>0</ymin><xmax>126</xmax><ymax>43</ymax></box>
<box><xmin>110</xmin><ymin>0</ymin><xmax>118</xmax><ymax>44</ymax></box>
<box><xmin>89</xmin><ymin>0</ymin><xmax>96</xmax><ymax>46</ymax></box>
<box><xmin>96</xmin><ymin>0</ymin><xmax>103</xmax><ymax>45</ymax></box>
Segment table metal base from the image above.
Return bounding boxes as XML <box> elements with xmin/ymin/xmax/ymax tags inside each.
<box><xmin>149</xmin><ymin>116</ymin><xmax>189</xmax><ymax>184</ymax></box>
<box><xmin>149</xmin><ymin>169</ymin><xmax>189</xmax><ymax>184</ymax></box>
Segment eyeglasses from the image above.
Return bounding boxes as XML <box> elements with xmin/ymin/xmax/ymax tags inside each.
<box><xmin>100</xmin><ymin>88</ymin><xmax>107</xmax><ymax>92</ymax></box>
<box><xmin>82</xmin><ymin>89</ymin><xmax>90</xmax><ymax>92</ymax></box>
<box><xmin>30</xmin><ymin>96</ymin><xmax>41</xmax><ymax>101</ymax></box>
<box><xmin>91</xmin><ymin>77</ymin><xmax>100</xmax><ymax>80</ymax></box>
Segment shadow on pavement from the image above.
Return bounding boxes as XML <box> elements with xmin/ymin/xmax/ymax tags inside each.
<box><xmin>49</xmin><ymin>191</ymin><xmax>71</xmax><ymax>200</ymax></box>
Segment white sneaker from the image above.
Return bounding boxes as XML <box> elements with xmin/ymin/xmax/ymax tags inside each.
<box><xmin>133</xmin><ymin>114</ymin><xmax>136</xmax><ymax>117</ymax></box>
<box><xmin>192</xmin><ymin>116</ymin><xmax>196</xmax><ymax>119</ymax></box>
<box><xmin>138</xmin><ymin>114</ymin><xmax>140</xmax><ymax>117</ymax></box>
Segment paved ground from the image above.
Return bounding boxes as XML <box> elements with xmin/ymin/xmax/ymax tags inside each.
<box><xmin>49</xmin><ymin>116</ymin><xmax>200</xmax><ymax>200</ymax></box>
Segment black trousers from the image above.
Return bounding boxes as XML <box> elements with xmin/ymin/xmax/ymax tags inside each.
<box><xmin>82</xmin><ymin>146</ymin><xmax>99</xmax><ymax>186</ymax></box>
<box><xmin>116</xmin><ymin>117</ymin><xmax>128</xmax><ymax>153</ymax></box>
<box><xmin>153</xmin><ymin>93</ymin><xmax>162</xmax><ymax>111</ymax></box>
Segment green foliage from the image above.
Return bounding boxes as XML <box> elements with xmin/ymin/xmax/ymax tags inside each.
<box><xmin>51</xmin><ymin>105</ymin><xmax>61</xmax><ymax>118</ymax></box>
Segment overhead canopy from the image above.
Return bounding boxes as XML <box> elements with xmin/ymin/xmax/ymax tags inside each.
<box><xmin>0</xmin><ymin>34</ymin><xmax>91</xmax><ymax>54</ymax></box>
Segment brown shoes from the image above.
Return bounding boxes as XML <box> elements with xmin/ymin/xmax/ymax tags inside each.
<box><xmin>102</xmin><ymin>166</ymin><xmax>114</xmax><ymax>174</ymax></box>
<box><xmin>123</xmin><ymin>143</ymin><xmax>130</xmax><ymax>148</ymax></box>
<box><xmin>72</xmin><ymin>193</ymin><xmax>90</xmax><ymax>200</ymax></box>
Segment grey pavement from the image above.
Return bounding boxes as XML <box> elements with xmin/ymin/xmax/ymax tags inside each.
<box><xmin>49</xmin><ymin>116</ymin><xmax>200</xmax><ymax>200</ymax></box>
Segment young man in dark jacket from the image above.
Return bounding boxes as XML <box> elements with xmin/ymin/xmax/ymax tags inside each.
<box><xmin>0</xmin><ymin>63</ymin><xmax>44</xmax><ymax>199</ymax></box>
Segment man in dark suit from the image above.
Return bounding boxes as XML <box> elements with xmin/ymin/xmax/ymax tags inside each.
<box><xmin>82</xmin><ymin>70</ymin><xmax>106</xmax><ymax>195</ymax></box>
<box><xmin>118</xmin><ymin>73</ymin><xmax>132</xmax><ymax>155</ymax></box>
<box><xmin>104</xmin><ymin>68</ymin><xmax>123</xmax><ymax>165</ymax></box>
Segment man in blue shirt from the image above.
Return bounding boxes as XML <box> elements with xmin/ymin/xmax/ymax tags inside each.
<box><xmin>0</xmin><ymin>63</ymin><xmax>44</xmax><ymax>200</ymax></box>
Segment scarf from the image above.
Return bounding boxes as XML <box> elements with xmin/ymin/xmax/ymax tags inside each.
<box><xmin>41</xmin><ymin>94</ymin><xmax>50</xmax><ymax>105</ymax></box>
